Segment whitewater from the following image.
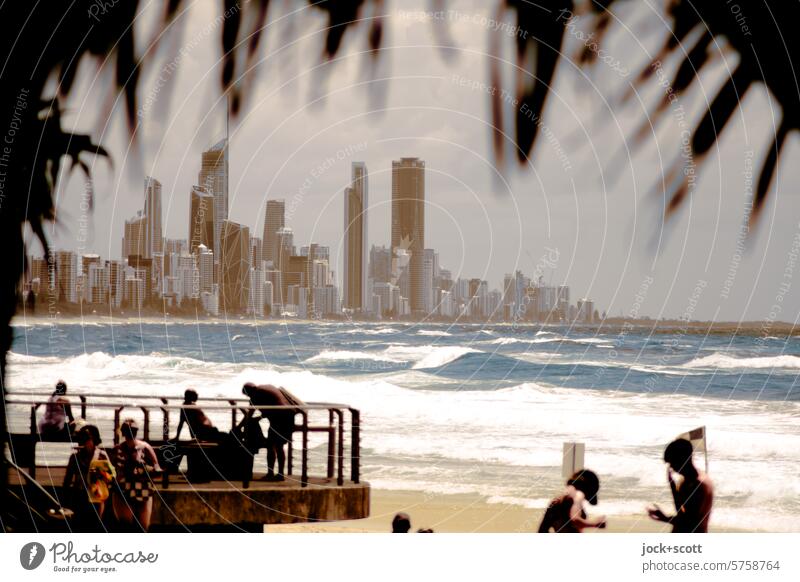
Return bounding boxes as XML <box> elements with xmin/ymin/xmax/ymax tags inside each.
<box><xmin>6</xmin><ymin>320</ymin><xmax>800</xmax><ymax>532</ymax></box>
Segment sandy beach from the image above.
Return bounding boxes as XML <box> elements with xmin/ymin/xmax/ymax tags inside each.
<box><xmin>263</xmin><ymin>488</ymin><xmax>719</xmax><ymax>533</ymax></box>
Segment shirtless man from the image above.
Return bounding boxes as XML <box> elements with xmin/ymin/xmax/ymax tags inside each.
<box><xmin>242</xmin><ymin>383</ymin><xmax>300</xmax><ymax>481</ymax></box>
<box><xmin>647</xmin><ymin>438</ymin><xmax>714</xmax><ymax>533</ymax></box>
<box><xmin>538</xmin><ymin>469</ymin><xmax>607</xmax><ymax>533</ymax></box>
<box><xmin>175</xmin><ymin>389</ymin><xmax>222</xmax><ymax>442</ymax></box>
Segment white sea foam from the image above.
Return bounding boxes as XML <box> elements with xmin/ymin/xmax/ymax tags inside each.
<box><xmin>306</xmin><ymin>350</ymin><xmax>404</xmax><ymax>364</ymax></box>
<box><xmin>8</xmin><ymin>348</ymin><xmax>800</xmax><ymax>532</ymax></box>
<box><xmin>527</xmin><ymin>336</ymin><xmax>614</xmax><ymax>346</ymax></box>
<box><xmin>305</xmin><ymin>345</ymin><xmax>479</xmax><ymax>368</ymax></box>
<box><xmin>409</xmin><ymin>346</ymin><xmax>480</xmax><ymax>369</ymax></box>
<box><xmin>343</xmin><ymin>327</ymin><xmax>398</xmax><ymax>335</ymax></box>
<box><xmin>684</xmin><ymin>353</ymin><xmax>800</xmax><ymax>370</ymax></box>
<box><xmin>489</xmin><ymin>337</ymin><xmax>531</xmax><ymax>345</ymax></box>
<box><xmin>417</xmin><ymin>330</ymin><xmax>453</xmax><ymax>337</ymax></box>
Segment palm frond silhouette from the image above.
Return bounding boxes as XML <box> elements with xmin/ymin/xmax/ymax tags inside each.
<box><xmin>0</xmin><ymin>0</ymin><xmax>793</xmax><ymax>511</ymax></box>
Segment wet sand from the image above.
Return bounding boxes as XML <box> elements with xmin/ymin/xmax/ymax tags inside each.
<box><xmin>263</xmin><ymin>489</ymin><xmax>710</xmax><ymax>533</ymax></box>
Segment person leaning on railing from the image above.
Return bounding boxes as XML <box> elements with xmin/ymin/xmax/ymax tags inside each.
<box><xmin>242</xmin><ymin>383</ymin><xmax>303</xmax><ymax>482</ymax></box>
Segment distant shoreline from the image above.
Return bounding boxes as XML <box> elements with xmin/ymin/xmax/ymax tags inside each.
<box><xmin>11</xmin><ymin>313</ymin><xmax>799</xmax><ymax>337</ymax></box>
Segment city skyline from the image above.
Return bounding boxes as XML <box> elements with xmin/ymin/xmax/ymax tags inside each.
<box><xmin>24</xmin><ymin>148</ymin><xmax>601</xmax><ymax>323</ymax></box>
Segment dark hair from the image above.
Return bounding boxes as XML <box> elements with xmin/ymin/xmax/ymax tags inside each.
<box><xmin>664</xmin><ymin>438</ymin><xmax>694</xmax><ymax>469</ymax></box>
<box><xmin>184</xmin><ymin>389</ymin><xmax>198</xmax><ymax>403</ymax></box>
<box><xmin>242</xmin><ymin>382</ymin><xmax>257</xmax><ymax>396</ymax></box>
<box><xmin>120</xmin><ymin>419</ymin><xmax>139</xmax><ymax>440</ymax></box>
<box><xmin>567</xmin><ymin>469</ymin><xmax>600</xmax><ymax>506</ymax></box>
<box><xmin>78</xmin><ymin>424</ymin><xmax>101</xmax><ymax>445</ymax></box>
<box><xmin>54</xmin><ymin>380</ymin><xmax>67</xmax><ymax>395</ymax></box>
<box><xmin>391</xmin><ymin>512</ymin><xmax>411</xmax><ymax>533</ymax></box>
<box><xmin>416</xmin><ymin>528</ymin><xmax>434</xmax><ymax>533</ymax></box>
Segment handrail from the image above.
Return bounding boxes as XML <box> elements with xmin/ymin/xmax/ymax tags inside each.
<box><xmin>6</xmin><ymin>390</ymin><xmax>351</xmax><ymax>409</ymax></box>
<box><xmin>6</xmin><ymin>396</ymin><xmax>362</xmax><ymax>488</ymax></box>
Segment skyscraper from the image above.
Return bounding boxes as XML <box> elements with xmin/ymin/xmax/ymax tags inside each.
<box><xmin>262</xmin><ymin>199</ymin><xmax>285</xmax><ymax>266</ymax></box>
<box><xmin>423</xmin><ymin>248</ymin><xmax>437</xmax><ymax>314</ymax></box>
<box><xmin>369</xmin><ymin>245</ymin><xmax>392</xmax><ymax>283</ymax></box>
<box><xmin>344</xmin><ymin>162</ymin><xmax>368</xmax><ymax>311</ymax></box>
<box><xmin>55</xmin><ymin>250</ymin><xmax>78</xmax><ymax>303</ymax></box>
<box><xmin>198</xmin><ymin>139</ymin><xmax>228</xmax><ymax>269</ymax></box>
<box><xmin>391</xmin><ymin>157</ymin><xmax>425</xmax><ymax>312</ymax></box>
<box><xmin>220</xmin><ymin>220</ymin><xmax>250</xmax><ymax>313</ymax></box>
<box><xmin>197</xmin><ymin>244</ymin><xmax>214</xmax><ymax>293</ymax></box>
<box><xmin>189</xmin><ymin>185</ymin><xmax>215</xmax><ymax>255</ymax></box>
<box><xmin>250</xmin><ymin>236</ymin><xmax>263</xmax><ymax>271</ymax></box>
<box><xmin>144</xmin><ymin>176</ymin><xmax>163</xmax><ymax>259</ymax></box>
<box><xmin>122</xmin><ymin>211</ymin><xmax>146</xmax><ymax>259</ymax></box>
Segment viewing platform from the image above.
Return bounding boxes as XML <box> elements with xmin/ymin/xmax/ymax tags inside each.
<box><xmin>4</xmin><ymin>391</ymin><xmax>369</xmax><ymax>532</ymax></box>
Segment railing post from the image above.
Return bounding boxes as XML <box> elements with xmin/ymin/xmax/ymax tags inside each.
<box><xmin>29</xmin><ymin>405</ymin><xmax>37</xmax><ymax>479</ymax></box>
<box><xmin>327</xmin><ymin>409</ymin><xmax>335</xmax><ymax>479</ymax></box>
<box><xmin>113</xmin><ymin>408</ymin><xmax>122</xmax><ymax>446</ymax></box>
<box><xmin>334</xmin><ymin>409</ymin><xmax>344</xmax><ymax>486</ymax></box>
<box><xmin>301</xmin><ymin>410</ymin><xmax>309</xmax><ymax>487</ymax></box>
<box><xmin>350</xmin><ymin>408</ymin><xmax>360</xmax><ymax>484</ymax></box>
<box><xmin>141</xmin><ymin>407</ymin><xmax>150</xmax><ymax>442</ymax></box>
<box><xmin>80</xmin><ymin>395</ymin><xmax>87</xmax><ymax>419</ymax></box>
<box><xmin>287</xmin><ymin>415</ymin><xmax>293</xmax><ymax>477</ymax></box>
<box><xmin>228</xmin><ymin>399</ymin><xmax>236</xmax><ymax>430</ymax></box>
<box><xmin>161</xmin><ymin>404</ymin><xmax>170</xmax><ymax>489</ymax></box>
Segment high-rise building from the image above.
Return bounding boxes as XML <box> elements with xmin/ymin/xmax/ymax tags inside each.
<box><xmin>265</xmin><ymin>269</ymin><xmax>282</xmax><ymax>309</ymax></box>
<box><xmin>247</xmin><ymin>268</ymin><xmax>265</xmax><ymax>317</ymax></box>
<box><xmin>372</xmin><ymin>282</ymin><xmax>398</xmax><ymax>318</ymax></box>
<box><xmin>86</xmin><ymin>262</ymin><xmax>107</xmax><ymax>304</ymax></box>
<box><xmin>313</xmin><ymin>259</ymin><xmax>330</xmax><ymax>288</ymax></box>
<box><xmin>422</xmin><ymin>248</ymin><xmax>437</xmax><ymax>314</ymax></box>
<box><xmin>176</xmin><ymin>254</ymin><xmax>199</xmax><ymax>304</ymax></box>
<box><xmin>127</xmin><ymin>256</ymin><xmax>153</xmax><ymax>301</ymax></box>
<box><xmin>391</xmin><ymin>157</ymin><xmax>425</xmax><ymax>313</ymax></box>
<box><xmin>264</xmin><ymin>280</ymin><xmax>274</xmax><ymax>315</ymax></box>
<box><xmin>250</xmin><ymin>236</ymin><xmax>263</xmax><ymax>272</ymax></box>
<box><xmin>197</xmin><ymin>244</ymin><xmax>214</xmax><ymax>293</ymax></box>
<box><xmin>369</xmin><ymin>245</ymin><xmax>391</xmax><ymax>283</ymax></box>
<box><xmin>220</xmin><ymin>220</ymin><xmax>250</xmax><ymax>313</ymax></box>
<box><xmin>107</xmin><ymin>260</ymin><xmax>124</xmax><ymax>308</ymax></box>
<box><xmin>164</xmin><ymin>238</ymin><xmax>188</xmax><ymax>256</ymax></box>
<box><xmin>122</xmin><ymin>211</ymin><xmax>146</xmax><ymax>259</ymax></box>
<box><xmin>189</xmin><ymin>185</ymin><xmax>215</xmax><ymax>255</ymax></box>
<box><xmin>263</xmin><ymin>199</ymin><xmax>285</xmax><ymax>267</ymax></box>
<box><xmin>29</xmin><ymin>257</ymin><xmax>50</xmax><ymax>300</ymax></box>
<box><xmin>55</xmin><ymin>251</ymin><xmax>78</xmax><ymax>303</ymax></box>
<box><xmin>144</xmin><ymin>176</ymin><xmax>163</xmax><ymax>258</ymax></box>
<box><xmin>124</xmin><ymin>275</ymin><xmax>145</xmax><ymax>310</ymax></box>
<box><xmin>312</xmin><ymin>285</ymin><xmax>339</xmax><ymax>317</ymax></box>
<box><xmin>344</xmin><ymin>161</ymin><xmax>368</xmax><ymax>311</ymax></box>
<box><xmin>577</xmin><ymin>298</ymin><xmax>594</xmax><ymax>323</ymax></box>
<box><xmin>198</xmin><ymin>139</ymin><xmax>228</xmax><ymax>269</ymax></box>
<box><xmin>275</xmin><ymin>226</ymin><xmax>294</xmax><ymax>302</ymax></box>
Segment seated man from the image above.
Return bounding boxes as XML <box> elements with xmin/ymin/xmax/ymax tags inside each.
<box><xmin>175</xmin><ymin>389</ymin><xmax>223</xmax><ymax>442</ymax></box>
<box><xmin>38</xmin><ymin>380</ymin><xmax>75</xmax><ymax>441</ymax></box>
<box><xmin>242</xmin><ymin>383</ymin><xmax>302</xmax><ymax>481</ymax></box>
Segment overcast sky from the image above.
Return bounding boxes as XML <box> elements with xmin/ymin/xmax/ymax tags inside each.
<box><xmin>43</xmin><ymin>0</ymin><xmax>800</xmax><ymax>323</ymax></box>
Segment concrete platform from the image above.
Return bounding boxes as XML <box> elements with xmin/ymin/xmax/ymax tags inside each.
<box><xmin>9</xmin><ymin>467</ymin><xmax>370</xmax><ymax>531</ymax></box>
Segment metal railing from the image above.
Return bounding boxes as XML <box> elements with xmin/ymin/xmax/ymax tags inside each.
<box><xmin>5</xmin><ymin>391</ymin><xmax>361</xmax><ymax>489</ymax></box>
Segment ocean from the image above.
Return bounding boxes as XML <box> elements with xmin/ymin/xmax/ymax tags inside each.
<box><xmin>7</xmin><ymin>320</ymin><xmax>800</xmax><ymax>532</ymax></box>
